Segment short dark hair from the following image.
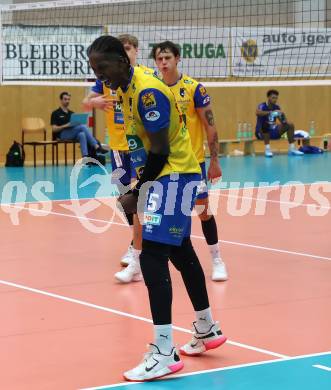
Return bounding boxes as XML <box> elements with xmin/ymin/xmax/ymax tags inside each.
<box><xmin>87</xmin><ymin>35</ymin><xmax>130</xmax><ymax>64</ymax></box>
<box><xmin>118</xmin><ymin>34</ymin><xmax>139</xmax><ymax>48</ymax></box>
<box><xmin>267</xmin><ymin>89</ymin><xmax>279</xmax><ymax>97</ymax></box>
<box><xmin>60</xmin><ymin>92</ymin><xmax>70</xmax><ymax>100</ymax></box>
<box><xmin>151</xmin><ymin>41</ymin><xmax>181</xmax><ymax>60</ymax></box>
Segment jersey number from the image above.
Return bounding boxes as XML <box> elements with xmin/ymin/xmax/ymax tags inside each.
<box><xmin>147</xmin><ymin>193</ymin><xmax>159</xmax><ymax>212</ymax></box>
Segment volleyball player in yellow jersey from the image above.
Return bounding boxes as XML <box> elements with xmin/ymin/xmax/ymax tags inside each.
<box><xmin>152</xmin><ymin>41</ymin><xmax>228</xmax><ymax>281</ymax></box>
<box><xmin>83</xmin><ymin>34</ymin><xmax>154</xmax><ymax>272</ymax></box>
<box><xmin>88</xmin><ymin>36</ymin><xmax>227</xmax><ymax>382</ymax></box>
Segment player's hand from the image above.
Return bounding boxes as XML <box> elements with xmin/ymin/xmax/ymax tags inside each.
<box><xmin>207</xmin><ymin>159</ymin><xmax>222</xmax><ymax>183</ymax></box>
<box><xmin>117</xmin><ymin>191</ymin><xmax>138</xmax><ymax>215</ymax></box>
<box><xmin>274</xmin><ymin>110</ymin><xmax>283</xmax><ymax>116</ymax></box>
<box><xmin>90</xmin><ymin>95</ymin><xmax>113</xmax><ymax>112</ymax></box>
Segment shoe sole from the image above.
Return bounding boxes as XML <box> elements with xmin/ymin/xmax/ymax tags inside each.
<box><xmin>123</xmin><ymin>361</ymin><xmax>184</xmax><ymax>382</ymax></box>
<box><xmin>114</xmin><ymin>274</ymin><xmax>143</xmax><ymax>283</ymax></box>
<box><xmin>212</xmin><ymin>275</ymin><xmax>228</xmax><ymax>282</ymax></box>
<box><xmin>180</xmin><ymin>335</ymin><xmax>227</xmax><ymax>357</ymax></box>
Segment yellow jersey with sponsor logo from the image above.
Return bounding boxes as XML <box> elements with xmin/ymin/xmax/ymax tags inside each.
<box><xmin>92</xmin><ymin>64</ymin><xmax>155</xmax><ymax>151</ymax></box>
<box><xmin>168</xmin><ymin>74</ymin><xmax>211</xmax><ymax>163</ymax></box>
<box><xmin>116</xmin><ymin>66</ymin><xmax>200</xmax><ymax>179</ymax></box>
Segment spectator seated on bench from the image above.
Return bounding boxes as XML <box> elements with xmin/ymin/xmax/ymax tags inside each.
<box><xmin>255</xmin><ymin>89</ymin><xmax>304</xmax><ymax>158</ymax></box>
<box><xmin>50</xmin><ymin>91</ymin><xmax>108</xmax><ymax>158</ymax></box>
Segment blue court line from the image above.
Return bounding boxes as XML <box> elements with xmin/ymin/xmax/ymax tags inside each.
<box><xmin>82</xmin><ymin>351</ymin><xmax>331</xmax><ymax>390</ymax></box>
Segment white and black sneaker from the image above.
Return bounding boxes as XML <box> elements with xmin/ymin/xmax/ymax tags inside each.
<box><xmin>180</xmin><ymin>322</ymin><xmax>227</xmax><ymax>356</ymax></box>
<box><xmin>123</xmin><ymin>344</ymin><xmax>184</xmax><ymax>382</ymax></box>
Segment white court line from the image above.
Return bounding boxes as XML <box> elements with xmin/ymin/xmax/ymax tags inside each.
<box><xmin>81</xmin><ymin>350</ymin><xmax>331</xmax><ymax>390</ymax></box>
<box><xmin>192</xmin><ymin>235</ymin><xmax>331</xmax><ymax>262</ymax></box>
<box><xmin>3</xmin><ymin>203</ymin><xmax>330</xmax><ymax>262</ymax></box>
<box><xmin>216</xmin><ymin>193</ymin><xmax>331</xmax><ymax>210</ymax></box>
<box><xmin>313</xmin><ymin>364</ymin><xmax>331</xmax><ymax>372</ymax></box>
<box><xmin>0</xmin><ymin>279</ymin><xmax>288</xmax><ymax>361</ymax></box>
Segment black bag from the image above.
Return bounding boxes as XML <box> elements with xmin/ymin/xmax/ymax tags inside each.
<box><xmin>5</xmin><ymin>141</ymin><xmax>25</xmax><ymax>167</ymax></box>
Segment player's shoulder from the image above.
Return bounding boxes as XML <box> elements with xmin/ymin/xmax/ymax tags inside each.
<box><xmin>135</xmin><ymin>69</ymin><xmax>169</xmax><ymax>96</ymax></box>
<box><xmin>181</xmin><ymin>74</ymin><xmax>199</xmax><ymax>88</ymax></box>
<box><xmin>135</xmin><ymin>63</ymin><xmax>155</xmax><ymax>75</ymax></box>
<box><xmin>258</xmin><ymin>102</ymin><xmax>268</xmax><ymax>109</ymax></box>
<box><xmin>182</xmin><ymin>74</ymin><xmax>208</xmax><ymax>98</ymax></box>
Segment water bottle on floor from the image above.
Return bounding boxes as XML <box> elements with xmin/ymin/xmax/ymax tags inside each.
<box><xmin>237</xmin><ymin>122</ymin><xmax>242</xmax><ymax>140</ymax></box>
<box><xmin>309</xmin><ymin>121</ymin><xmax>315</xmax><ymax>136</ymax></box>
<box><xmin>242</xmin><ymin>122</ymin><xmax>248</xmax><ymax>139</ymax></box>
<box><xmin>247</xmin><ymin>123</ymin><xmax>253</xmax><ymax>139</ymax></box>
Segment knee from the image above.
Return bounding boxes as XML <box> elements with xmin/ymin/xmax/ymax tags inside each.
<box><xmin>196</xmin><ymin>198</ymin><xmax>211</xmax><ymax>221</ymax></box>
<box><xmin>199</xmin><ymin>208</ymin><xmax>212</xmax><ymax>221</ymax></box>
<box><xmin>284</xmin><ymin>122</ymin><xmax>294</xmax><ymax>130</ymax></box>
<box><xmin>140</xmin><ymin>240</ymin><xmax>171</xmax><ymax>287</ymax></box>
<box><xmin>80</xmin><ymin>125</ymin><xmax>89</xmax><ymax>133</ymax></box>
<box><xmin>170</xmin><ymin>238</ymin><xmax>202</xmax><ymax>272</ymax></box>
<box><xmin>77</xmin><ymin>131</ymin><xmax>86</xmax><ymax>141</ymax></box>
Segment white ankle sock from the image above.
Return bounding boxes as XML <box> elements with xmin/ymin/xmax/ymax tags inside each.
<box><xmin>265</xmin><ymin>144</ymin><xmax>271</xmax><ymax>151</ymax></box>
<box><xmin>195</xmin><ymin>307</ymin><xmax>214</xmax><ymax>333</ymax></box>
<box><xmin>209</xmin><ymin>243</ymin><xmax>221</xmax><ymax>261</ymax></box>
<box><xmin>289</xmin><ymin>143</ymin><xmax>295</xmax><ymax>150</ymax></box>
<box><xmin>132</xmin><ymin>249</ymin><xmax>141</xmax><ymax>272</ymax></box>
<box><xmin>154</xmin><ymin>324</ymin><xmax>173</xmax><ymax>354</ymax></box>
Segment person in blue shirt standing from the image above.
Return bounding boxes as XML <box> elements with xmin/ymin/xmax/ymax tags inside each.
<box><xmin>255</xmin><ymin>89</ymin><xmax>303</xmax><ymax>157</ymax></box>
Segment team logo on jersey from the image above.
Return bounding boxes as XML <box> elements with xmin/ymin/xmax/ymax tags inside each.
<box><xmin>203</xmin><ymin>96</ymin><xmax>210</xmax><ymax>105</ymax></box>
<box><xmin>184</xmin><ymin>79</ymin><xmax>194</xmax><ymax>84</ymax></box>
<box><xmin>180</xmin><ymin>88</ymin><xmax>186</xmax><ymax>97</ymax></box>
<box><xmin>141</xmin><ymin>92</ymin><xmax>156</xmax><ymax>108</ymax></box>
<box><xmin>241</xmin><ymin>39</ymin><xmax>258</xmax><ymax>63</ymax></box>
<box><xmin>169</xmin><ymin>226</ymin><xmax>184</xmax><ymax>237</ymax></box>
<box><xmin>145</xmin><ymin>110</ymin><xmax>160</xmax><ymax>121</ymax></box>
<box><xmin>126</xmin><ymin>135</ymin><xmax>143</xmax><ymax>151</ymax></box>
<box><xmin>114</xmin><ymin>101</ymin><xmax>122</xmax><ymax>112</ymax></box>
<box><xmin>199</xmin><ymin>86</ymin><xmax>207</xmax><ymax>96</ymax></box>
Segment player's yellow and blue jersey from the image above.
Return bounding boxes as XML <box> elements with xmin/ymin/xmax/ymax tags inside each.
<box><xmin>92</xmin><ymin>79</ymin><xmax>129</xmax><ymax>151</ymax></box>
<box><xmin>168</xmin><ymin>74</ymin><xmax>211</xmax><ymax>163</ymax></box>
<box><xmin>116</xmin><ymin>66</ymin><xmax>200</xmax><ymax>179</ymax></box>
<box><xmin>91</xmin><ymin>64</ymin><xmax>155</xmax><ymax>151</ymax></box>
<box><xmin>135</xmin><ymin>63</ymin><xmax>155</xmax><ymax>74</ymax></box>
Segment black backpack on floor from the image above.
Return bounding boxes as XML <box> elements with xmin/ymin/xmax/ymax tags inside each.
<box><xmin>5</xmin><ymin>141</ymin><xmax>25</xmax><ymax>167</ymax></box>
